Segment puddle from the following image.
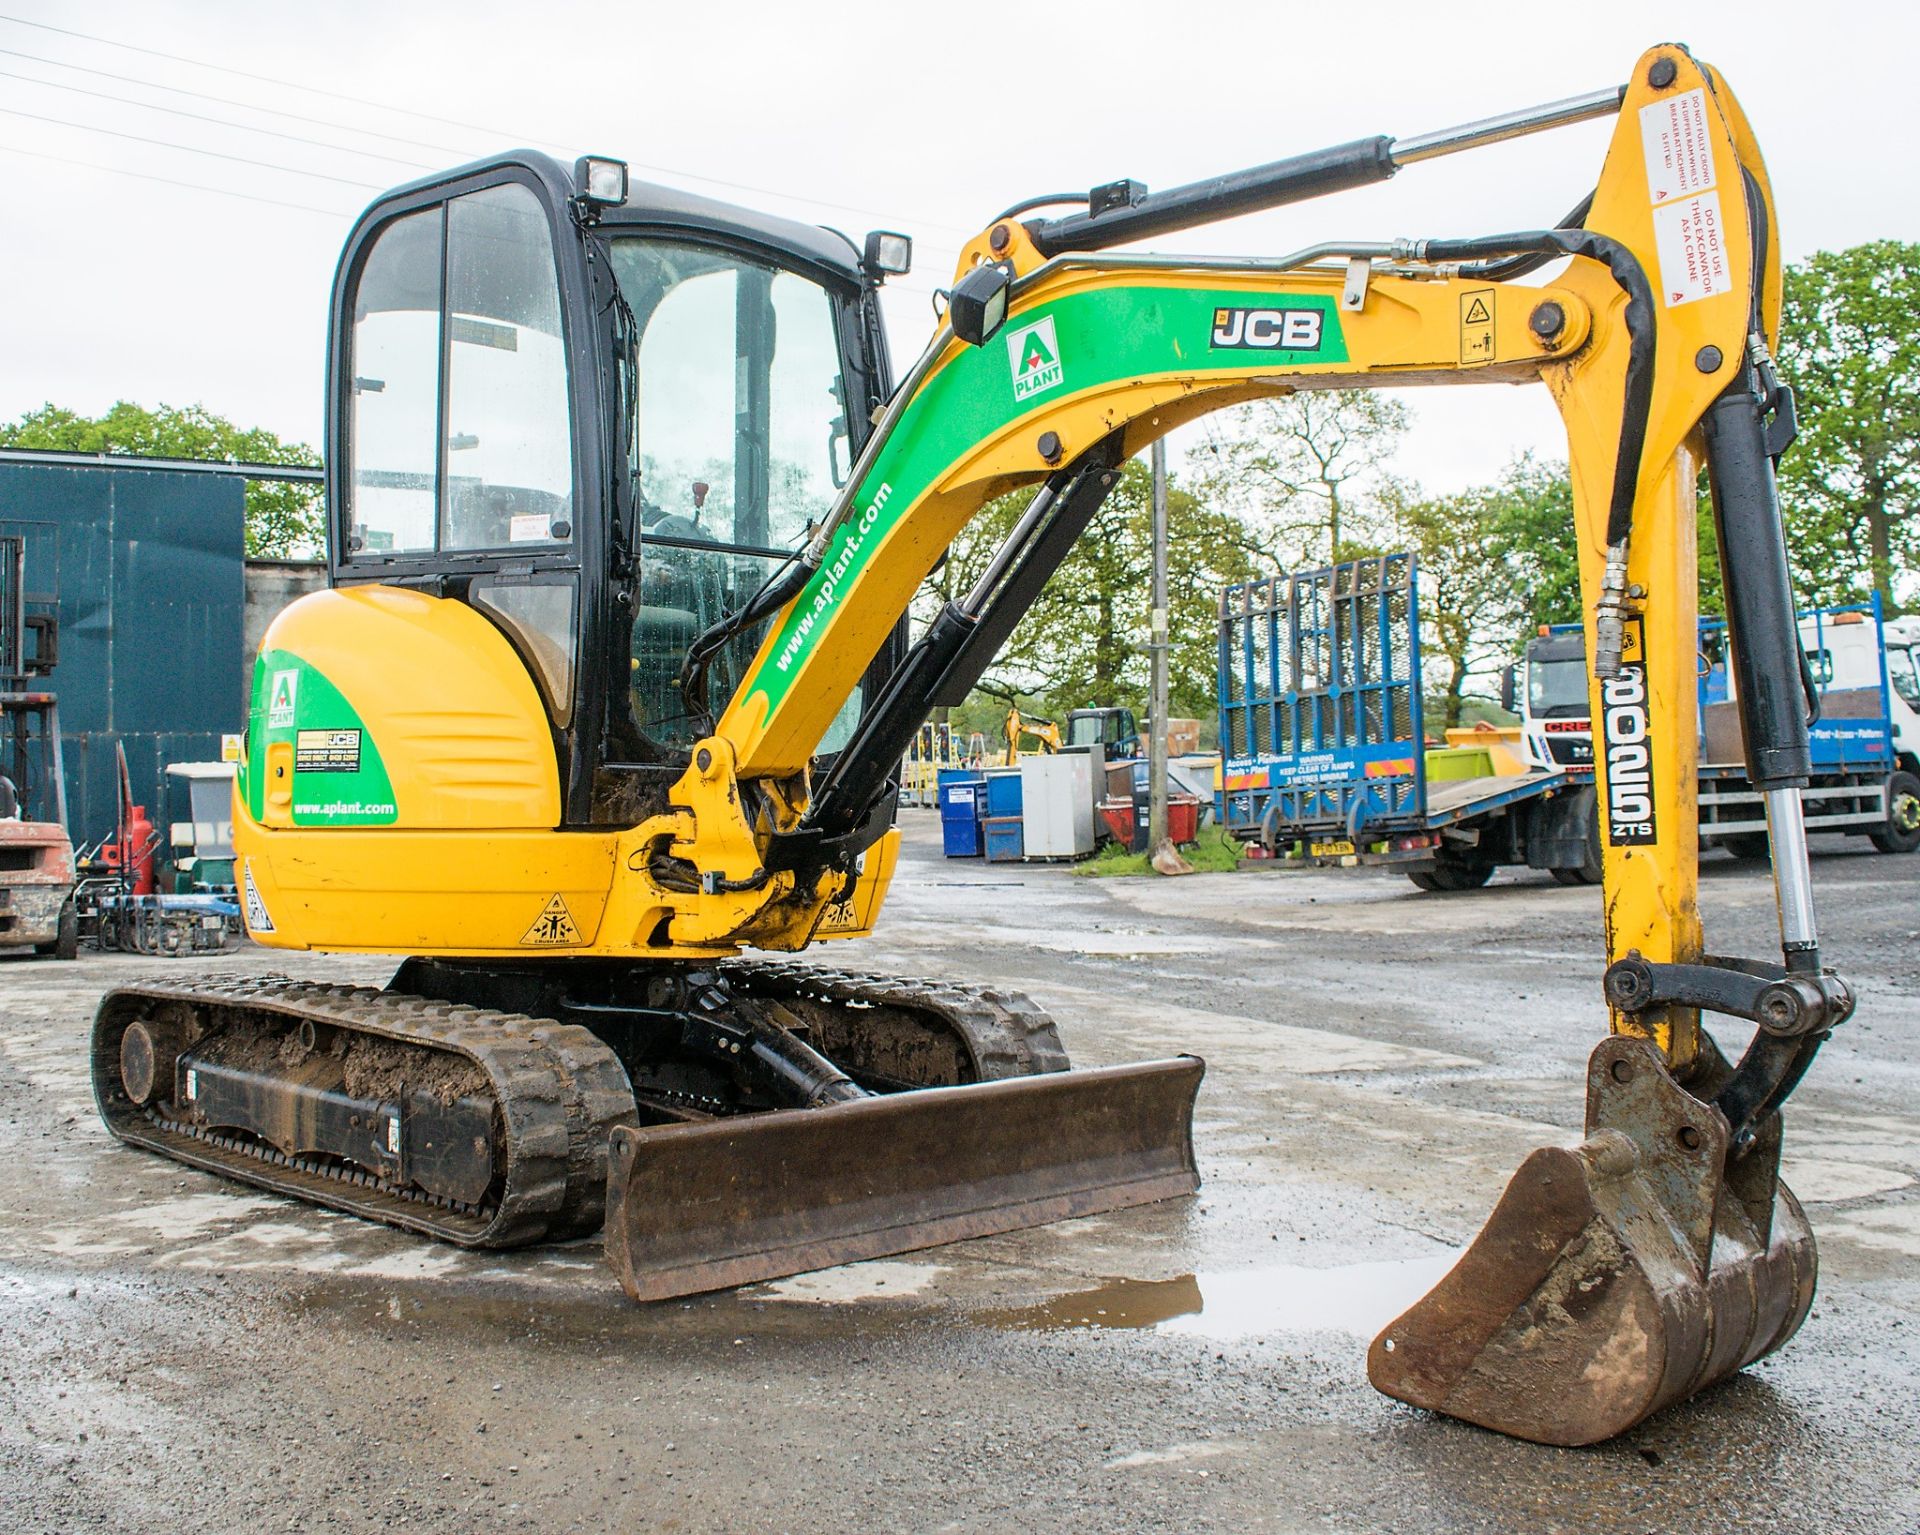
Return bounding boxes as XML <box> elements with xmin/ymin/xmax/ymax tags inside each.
<box><xmin>975</xmin><ymin>1251</ymin><xmax>1460</xmax><ymax>1341</ymax></box>
<box><xmin>758</xmin><ymin>1260</ymin><xmax>945</xmax><ymax>1302</ymax></box>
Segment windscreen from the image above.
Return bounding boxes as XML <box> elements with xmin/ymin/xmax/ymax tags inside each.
<box><xmin>609</xmin><ymin>236</ymin><xmax>857</xmax><ymax>751</ymax></box>
<box><xmin>1528</xmin><ymin>655</ymin><xmax>1590</xmax><ymax>719</ymax></box>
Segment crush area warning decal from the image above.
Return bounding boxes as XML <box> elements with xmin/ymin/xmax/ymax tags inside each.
<box><xmin>522</xmin><ymin>894</ymin><xmax>581</xmax><ymax>946</ymax></box>
<box><xmin>1459</xmin><ymin>290</ymin><xmax>1494</xmax><ymax>364</ymax></box>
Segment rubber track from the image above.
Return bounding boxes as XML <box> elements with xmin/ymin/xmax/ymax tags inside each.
<box><xmin>92</xmin><ymin>976</ymin><xmax>637</xmax><ymax>1250</ymax></box>
<box><xmin>719</xmin><ymin>959</ymin><xmax>1071</xmax><ymax>1082</ymax></box>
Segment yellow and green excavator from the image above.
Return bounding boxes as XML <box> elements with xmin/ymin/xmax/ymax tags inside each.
<box><xmin>91</xmin><ymin>44</ymin><xmax>1851</xmax><ymax>1446</ymax></box>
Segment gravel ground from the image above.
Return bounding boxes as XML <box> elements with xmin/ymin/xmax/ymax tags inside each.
<box><xmin>2</xmin><ymin>812</ymin><xmax>1915</xmax><ymax>1534</ymax></box>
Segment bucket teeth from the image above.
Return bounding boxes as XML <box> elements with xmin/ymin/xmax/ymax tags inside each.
<box><xmin>1369</xmin><ymin>1036</ymin><xmax>1816</xmax><ymax>1445</ymax></box>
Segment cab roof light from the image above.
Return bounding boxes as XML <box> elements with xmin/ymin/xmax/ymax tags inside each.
<box><xmin>574</xmin><ymin>156</ymin><xmax>629</xmax><ymax>215</ymax></box>
<box><xmin>862</xmin><ymin>230</ymin><xmax>912</xmax><ymax>281</ymax></box>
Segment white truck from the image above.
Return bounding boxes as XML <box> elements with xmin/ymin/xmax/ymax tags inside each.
<box><xmin>1510</xmin><ymin>601</ymin><xmax>1920</xmax><ymax>856</ymax></box>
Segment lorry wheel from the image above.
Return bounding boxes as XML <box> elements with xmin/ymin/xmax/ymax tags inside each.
<box><xmin>1718</xmin><ymin>833</ymin><xmax>1771</xmax><ymax>862</ymax></box>
<box><xmin>35</xmin><ymin>900</ymin><xmax>79</xmax><ymax>962</ymax></box>
<box><xmin>1439</xmin><ymin>860</ymin><xmax>1496</xmax><ymax>890</ymax></box>
<box><xmin>1550</xmin><ymin>815</ymin><xmax>1604</xmax><ymax>885</ymax></box>
<box><xmin>1870</xmin><ymin>771</ymin><xmax>1920</xmax><ymax>854</ymax></box>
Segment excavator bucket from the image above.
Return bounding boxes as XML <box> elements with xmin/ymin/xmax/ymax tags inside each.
<box><xmin>605</xmin><ymin>1057</ymin><xmax>1203</xmax><ymax>1302</ymax></box>
<box><xmin>1369</xmin><ymin>1035</ymin><xmax>1816</xmax><ymax>1446</ymax></box>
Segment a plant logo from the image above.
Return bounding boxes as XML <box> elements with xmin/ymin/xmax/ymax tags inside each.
<box><xmin>1006</xmin><ymin>316</ymin><xmax>1064</xmax><ymax>401</ymax></box>
<box><xmin>267</xmin><ymin>668</ymin><xmax>299</xmax><ymax>729</ymax></box>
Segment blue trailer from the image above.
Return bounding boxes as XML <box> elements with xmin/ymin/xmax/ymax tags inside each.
<box><xmin>1216</xmin><ymin>555</ymin><xmax>1599</xmax><ymax>890</ymax></box>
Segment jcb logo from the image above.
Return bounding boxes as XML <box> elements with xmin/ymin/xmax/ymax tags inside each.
<box><xmin>1602</xmin><ymin>660</ymin><xmax>1657</xmax><ymax>846</ymax></box>
<box><xmin>1210</xmin><ymin>307</ymin><xmax>1324</xmax><ymax>351</ymax></box>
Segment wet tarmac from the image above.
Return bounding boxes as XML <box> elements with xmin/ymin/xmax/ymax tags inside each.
<box><xmin>2</xmin><ymin>813</ymin><xmax>1916</xmax><ymax>1532</ymax></box>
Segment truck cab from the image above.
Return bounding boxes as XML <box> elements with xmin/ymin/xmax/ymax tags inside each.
<box><xmin>1881</xmin><ymin>615</ymin><xmax>1920</xmax><ymax>774</ymax></box>
<box><xmin>1511</xmin><ymin>627</ymin><xmax>1594</xmax><ymax>774</ymax></box>
<box><xmin>1065</xmin><ymin>706</ymin><xmax>1140</xmax><ymax>760</ymax></box>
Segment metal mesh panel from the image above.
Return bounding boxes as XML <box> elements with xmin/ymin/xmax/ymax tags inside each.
<box><xmin>1215</xmin><ymin>554</ymin><xmax>1423</xmax><ymax>840</ymax></box>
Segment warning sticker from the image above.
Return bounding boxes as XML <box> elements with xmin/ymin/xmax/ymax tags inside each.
<box><xmin>242</xmin><ymin>858</ymin><xmax>274</xmax><ymax>934</ymax></box>
<box><xmin>1459</xmin><ymin>289</ymin><xmax>1494</xmax><ymax>364</ymax></box>
<box><xmin>522</xmin><ymin>894</ymin><xmax>581</xmax><ymax>946</ymax></box>
<box><xmin>294</xmin><ymin>728</ymin><xmax>362</xmax><ymax>774</ymax></box>
<box><xmin>1640</xmin><ymin>88</ymin><xmax>1716</xmax><ymax>206</ymax></box>
<box><xmin>1651</xmin><ymin>191</ymin><xmax>1733</xmax><ymax>307</ymax></box>
<box><xmin>509</xmin><ymin>512</ymin><xmax>550</xmax><ymax>543</ymax></box>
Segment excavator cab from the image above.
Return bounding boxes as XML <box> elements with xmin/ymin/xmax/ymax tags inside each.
<box><xmin>330</xmin><ymin>155</ymin><xmax>902</xmax><ymax>824</ymax></box>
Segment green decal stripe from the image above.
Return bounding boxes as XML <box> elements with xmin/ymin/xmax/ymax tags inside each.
<box><xmin>246</xmin><ymin>648</ymin><xmax>398</xmax><ymax>827</ymax></box>
<box><xmin>741</xmin><ymin>285</ymin><xmax>1347</xmax><ymax>721</ymax></box>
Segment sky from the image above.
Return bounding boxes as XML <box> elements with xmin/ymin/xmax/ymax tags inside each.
<box><xmin>1</xmin><ymin>0</ymin><xmax>1915</xmax><ymax>496</ymax></box>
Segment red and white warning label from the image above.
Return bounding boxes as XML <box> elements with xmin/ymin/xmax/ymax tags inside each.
<box><xmin>1640</xmin><ymin>87</ymin><xmax>1716</xmax><ymax>205</ymax></box>
<box><xmin>1651</xmin><ymin>191</ymin><xmax>1733</xmax><ymax>307</ymax></box>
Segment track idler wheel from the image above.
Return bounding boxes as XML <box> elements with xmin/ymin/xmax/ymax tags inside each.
<box><xmin>119</xmin><ymin>1011</ymin><xmax>190</xmax><ymax>1106</ymax></box>
<box><xmin>1368</xmin><ymin>1035</ymin><xmax>1816</xmax><ymax>1445</ymax></box>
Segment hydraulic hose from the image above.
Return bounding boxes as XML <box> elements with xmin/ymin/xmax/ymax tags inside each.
<box><xmin>1421</xmin><ymin>228</ymin><xmax>1654</xmax><ymax>552</ymax></box>
<box><xmin>677</xmin><ymin>548</ymin><xmax>818</xmax><ymax>718</ymax></box>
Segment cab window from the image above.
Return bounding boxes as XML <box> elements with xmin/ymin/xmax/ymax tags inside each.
<box><xmin>609</xmin><ymin>237</ymin><xmax>854</xmax><ymax>750</ymax></box>
<box><xmin>344</xmin><ymin>180</ymin><xmax>574</xmax><ymax>557</ymax></box>
<box><xmin>1889</xmin><ymin>647</ymin><xmax>1920</xmax><ymax>711</ymax></box>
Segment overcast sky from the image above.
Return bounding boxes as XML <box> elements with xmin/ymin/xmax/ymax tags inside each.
<box><xmin>1</xmin><ymin>0</ymin><xmax>1913</xmax><ymax>494</ymax></box>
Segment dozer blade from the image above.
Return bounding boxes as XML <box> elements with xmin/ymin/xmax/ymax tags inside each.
<box><xmin>1369</xmin><ymin>1035</ymin><xmax>1815</xmax><ymax>1445</ymax></box>
<box><xmin>606</xmin><ymin>1056</ymin><xmax>1203</xmax><ymax>1302</ymax></box>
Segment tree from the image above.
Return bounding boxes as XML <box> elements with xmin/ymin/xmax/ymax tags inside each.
<box><xmin>932</xmin><ymin>459</ymin><xmax>1257</xmax><ymax>725</ymax></box>
<box><xmin>0</xmin><ymin>402</ymin><xmax>323</xmax><ymax>557</ymax></box>
<box><xmin>1475</xmin><ymin>453</ymin><xmax>1725</xmax><ymax>643</ymax></box>
<box><xmin>1193</xmin><ymin>392</ymin><xmax>1408</xmax><ymax>570</ymax></box>
<box><xmin>1775</xmin><ymin>241</ymin><xmax>1920</xmax><ymax>610</ymax></box>
<box><xmin>1382</xmin><ymin>482</ymin><xmax>1522</xmax><ymax>730</ymax></box>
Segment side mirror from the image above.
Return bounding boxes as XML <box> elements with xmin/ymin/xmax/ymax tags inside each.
<box><xmin>1499</xmin><ymin>664</ymin><xmax>1519</xmax><ymax>713</ymax></box>
<box><xmin>949</xmin><ymin>262</ymin><xmax>1014</xmax><ymax>346</ymax></box>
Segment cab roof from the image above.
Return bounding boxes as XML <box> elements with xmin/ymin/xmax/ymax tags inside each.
<box><xmin>366</xmin><ymin>149</ymin><xmax>869</xmax><ymax>286</ymax></box>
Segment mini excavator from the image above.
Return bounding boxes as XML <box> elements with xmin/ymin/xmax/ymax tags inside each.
<box><xmin>92</xmin><ymin>44</ymin><xmax>1851</xmax><ymax>1446</ymax></box>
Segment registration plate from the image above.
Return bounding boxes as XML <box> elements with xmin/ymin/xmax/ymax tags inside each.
<box><xmin>1310</xmin><ymin>840</ymin><xmax>1357</xmax><ymax>858</ymax></box>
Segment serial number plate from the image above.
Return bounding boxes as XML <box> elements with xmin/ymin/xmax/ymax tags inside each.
<box><xmin>1310</xmin><ymin>840</ymin><xmax>1357</xmax><ymax>858</ymax></box>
